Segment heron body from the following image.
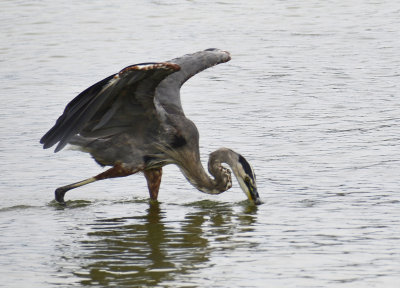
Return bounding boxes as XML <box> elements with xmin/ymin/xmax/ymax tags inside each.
<box><xmin>40</xmin><ymin>49</ymin><xmax>261</xmax><ymax>205</ymax></box>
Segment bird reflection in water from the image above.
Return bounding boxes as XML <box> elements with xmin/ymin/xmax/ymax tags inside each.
<box><xmin>73</xmin><ymin>201</ymin><xmax>258</xmax><ymax>287</ymax></box>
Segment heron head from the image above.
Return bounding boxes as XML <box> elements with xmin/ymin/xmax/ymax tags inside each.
<box><xmin>235</xmin><ymin>154</ymin><xmax>262</xmax><ymax>205</ymax></box>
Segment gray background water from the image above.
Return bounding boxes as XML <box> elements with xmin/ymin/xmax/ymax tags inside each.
<box><xmin>1</xmin><ymin>1</ymin><xmax>399</xmax><ymax>287</ymax></box>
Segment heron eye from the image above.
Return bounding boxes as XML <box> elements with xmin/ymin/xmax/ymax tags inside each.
<box><xmin>244</xmin><ymin>176</ymin><xmax>250</xmax><ymax>184</ymax></box>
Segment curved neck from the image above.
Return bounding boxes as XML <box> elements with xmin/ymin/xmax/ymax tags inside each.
<box><xmin>178</xmin><ymin>148</ymin><xmax>238</xmax><ymax>195</ymax></box>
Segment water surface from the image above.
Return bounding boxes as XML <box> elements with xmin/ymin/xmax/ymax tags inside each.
<box><xmin>1</xmin><ymin>1</ymin><xmax>399</xmax><ymax>287</ymax></box>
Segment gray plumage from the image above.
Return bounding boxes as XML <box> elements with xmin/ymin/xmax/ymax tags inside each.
<box><xmin>40</xmin><ymin>48</ymin><xmax>261</xmax><ymax>205</ymax></box>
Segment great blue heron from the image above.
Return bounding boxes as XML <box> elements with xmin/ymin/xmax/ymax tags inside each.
<box><xmin>40</xmin><ymin>48</ymin><xmax>261</xmax><ymax>205</ymax></box>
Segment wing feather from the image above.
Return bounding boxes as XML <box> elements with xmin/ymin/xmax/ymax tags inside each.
<box><xmin>40</xmin><ymin>63</ymin><xmax>180</xmax><ymax>152</ymax></box>
<box><xmin>155</xmin><ymin>48</ymin><xmax>231</xmax><ymax>116</ymax></box>
<box><xmin>41</xmin><ymin>49</ymin><xmax>231</xmax><ymax>154</ymax></box>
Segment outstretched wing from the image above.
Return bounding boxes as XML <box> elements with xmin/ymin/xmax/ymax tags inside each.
<box><xmin>155</xmin><ymin>48</ymin><xmax>231</xmax><ymax>116</ymax></box>
<box><xmin>40</xmin><ymin>62</ymin><xmax>180</xmax><ymax>152</ymax></box>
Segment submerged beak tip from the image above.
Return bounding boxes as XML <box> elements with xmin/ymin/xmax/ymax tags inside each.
<box><xmin>252</xmin><ymin>188</ymin><xmax>262</xmax><ymax>205</ymax></box>
<box><xmin>248</xmin><ymin>188</ymin><xmax>262</xmax><ymax>205</ymax></box>
<box><xmin>253</xmin><ymin>197</ymin><xmax>263</xmax><ymax>205</ymax></box>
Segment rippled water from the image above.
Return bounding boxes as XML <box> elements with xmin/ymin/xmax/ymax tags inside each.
<box><xmin>1</xmin><ymin>1</ymin><xmax>400</xmax><ymax>287</ymax></box>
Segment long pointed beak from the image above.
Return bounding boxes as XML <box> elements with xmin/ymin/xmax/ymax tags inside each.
<box><xmin>250</xmin><ymin>188</ymin><xmax>262</xmax><ymax>205</ymax></box>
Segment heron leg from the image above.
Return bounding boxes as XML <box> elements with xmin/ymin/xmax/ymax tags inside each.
<box><xmin>144</xmin><ymin>168</ymin><xmax>163</xmax><ymax>201</ymax></box>
<box><xmin>54</xmin><ymin>163</ymin><xmax>137</xmax><ymax>205</ymax></box>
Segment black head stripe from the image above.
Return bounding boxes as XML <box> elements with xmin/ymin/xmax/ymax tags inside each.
<box><xmin>238</xmin><ymin>154</ymin><xmax>255</xmax><ymax>181</ymax></box>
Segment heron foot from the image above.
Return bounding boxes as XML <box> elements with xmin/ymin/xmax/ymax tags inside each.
<box><xmin>55</xmin><ymin>187</ymin><xmax>68</xmax><ymax>205</ymax></box>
